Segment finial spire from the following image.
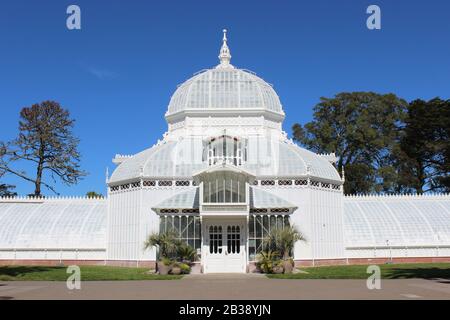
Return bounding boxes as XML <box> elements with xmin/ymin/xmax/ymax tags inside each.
<box><xmin>218</xmin><ymin>29</ymin><xmax>232</xmax><ymax>67</ymax></box>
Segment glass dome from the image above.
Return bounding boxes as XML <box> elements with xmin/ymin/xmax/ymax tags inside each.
<box><xmin>166</xmin><ymin>68</ymin><xmax>284</xmax><ymax>119</ymax></box>
<box><xmin>165</xmin><ymin>30</ymin><xmax>284</xmax><ymax>121</ymax></box>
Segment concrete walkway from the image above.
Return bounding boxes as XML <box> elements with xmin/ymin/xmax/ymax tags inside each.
<box><xmin>1</xmin><ymin>274</ymin><xmax>450</xmax><ymax>300</ymax></box>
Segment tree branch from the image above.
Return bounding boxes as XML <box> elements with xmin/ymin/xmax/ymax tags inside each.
<box><xmin>0</xmin><ymin>166</ymin><xmax>59</xmax><ymax>195</ymax></box>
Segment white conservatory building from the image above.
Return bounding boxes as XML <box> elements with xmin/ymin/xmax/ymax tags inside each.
<box><xmin>1</xmin><ymin>31</ymin><xmax>450</xmax><ymax>272</ymax></box>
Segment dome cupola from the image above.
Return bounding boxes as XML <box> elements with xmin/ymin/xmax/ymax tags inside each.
<box><xmin>165</xmin><ymin>30</ymin><xmax>285</xmax><ymax>123</ymax></box>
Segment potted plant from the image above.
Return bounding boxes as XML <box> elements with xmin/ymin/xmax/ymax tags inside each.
<box><xmin>262</xmin><ymin>225</ymin><xmax>306</xmax><ymax>274</ymax></box>
<box><xmin>177</xmin><ymin>243</ymin><xmax>198</xmax><ymax>265</ymax></box>
<box><xmin>272</xmin><ymin>261</ymin><xmax>284</xmax><ymax>274</ymax></box>
<box><xmin>144</xmin><ymin>231</ymin><xmax>179</xmax><ymax>275</ymax></box>
<box><xmin>178</xmin><ymin>262</ymin><xmax>191</xmax><ymax>274</ymax></box>
<box><xmin>158</xmin><ymin>257</ymin><xmax>172</xmax><ymax>275</ymax></box>
<box><xmin>256</xmin><ymin>250</ymin><xmax>279</xmax><ymax>274</ymax></box>
<box><xmin>170</xmin><ymin>263</ymin><xmax>182</xmax><ymax>275</ymax></box>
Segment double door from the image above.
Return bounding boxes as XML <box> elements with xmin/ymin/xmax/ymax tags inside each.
<box><xmin>203</xmin><ymin>221</ymin><xmax>246</xmax><ymax>273</ymax></box>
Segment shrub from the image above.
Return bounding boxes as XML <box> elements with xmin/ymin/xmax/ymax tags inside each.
<box><xmin>144</xmin><ymin>231</ymin><xmax>180</xmax><ymax>260</ymax></box>
<box><xmin>160</xmin><ymin>257</ymin><xmax>173</xmax><ymax>266</ymax></box>
<box><xmin>144</xmin><ymin>232</ymin><xmax>199</xmax><ymax>263</ymax></box>
<box><xmin>272</xmin><ymin>260</ymin><xmax>284</xmax><ymax>274</ymax></box>
<box><xmin>262</xmin><ymin>225</ymin><xmax>306</xmax><ymax>260</ymax></box>
<box><xmin>256</xmin><ymin>250</ymin><xmax>280</xmax><ymax>274</ymax></box>
<box><xmin>178</xmin><ymin>263</ymin><xmax>191</xmax><ymax>274</ymax></box>
<box><xmin>177</xmin><ymin>244</ymin><xmax>197</xmax><ymax>263</ymax></box>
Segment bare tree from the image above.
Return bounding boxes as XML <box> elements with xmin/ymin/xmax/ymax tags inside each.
<box><xmin>3</xmin><ymin>101</ymin><xmax>87</xmax><ymax>196</ymax></box>
<box><xmin>0</xmin><ymin>143</ymin><xmax>17</xmax><ymax>196</ymax></box>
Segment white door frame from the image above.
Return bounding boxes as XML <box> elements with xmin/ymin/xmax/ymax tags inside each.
<box><xmin>202</xmin><ymin>217</ymin><xmax>247</xmax><ymax>273</ymax></box>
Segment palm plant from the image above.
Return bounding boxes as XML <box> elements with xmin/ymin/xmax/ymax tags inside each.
<box><xmin>262</xmin><ymin>225</ymin><xmax>306</xmax><ymax>260</ymax></box>
<box><xmin>177</xmin><ymin>244</ymin><xmax>197</xmax><ymax>263</ymax></box>
<box><xmin>144</xmin><ymin>231</ymin><xmax>180</xmax><ymax>260</ymax></box>
<box><xmin>144</xmin><ymin>231</ymin><xmax>194</xmax><ymax>275</ymax></box>
<box><xmin>256</xmin><ymin>250</ymin><xmax>280</xmax><ymax>274</ymax></box>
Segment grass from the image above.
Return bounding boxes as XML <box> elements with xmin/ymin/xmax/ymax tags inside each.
<box><xmin>3</xmin><ymin>263</ymin><xmax>449</xmax><ymax>281</ymax></box>
<box><xmin>0</xmin><ymin>265</ymin><xmax>182</xmax><ymax>281</ymax></box>
<box><xmin>267</xmin><ymin>263</ymin><xmax>450</xmax><ymax>279</ymax></box>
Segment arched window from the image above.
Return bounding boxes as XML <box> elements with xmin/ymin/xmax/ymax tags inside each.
<box><xmin>209</xmin><ymin>226</ymin><xmax>222</xmax><ymax>254</ymax></box>
<box><xmin>204</xmin><ymin>135</ymin><xmax>247</xmax><ymax>166</ymax></box>
<box><xmin>227</xmin><ymin>225</ymin><xmax>240</xmax><ymax>254</ymax></box>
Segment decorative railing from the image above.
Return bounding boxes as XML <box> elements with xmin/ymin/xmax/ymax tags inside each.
<box><xmin>0</xmin><ymin>196</ymin><xmax>105</xmax><ymax>202</ymax></box>
<box><xmin>207</xmin><ymin>155</ymin><xmax>243</xmax><ymax>166</ymax></box>
<box><xmin>344</xmin><ymin>193</ymin><xmax>450</xmax><ymax>199</ymax></box>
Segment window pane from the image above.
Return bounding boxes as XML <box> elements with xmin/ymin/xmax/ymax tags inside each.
<box><xmin>210</xmin><ymin>181</ymin><xmax>216</xmax><ymax>202</ymax></box>
<box><xmin>203</xmin><ymin>181</ymin><xmax>209</xmax><ymax>202</ymax></box>
<box><xmin>195</xmin><ymin>217</ymin><xmax>201</xmax><ymax>239</ymax></box>
<box><xmin>188</xmin><ymin>216</ymin><xmax>194</xmax><ymax>238</ymax></box>
<box><xmin>194</xmin><ymin>239</ymin><xmax>201</xmax><ymax>251</ymax></box>
<box><xmin>263</xmin><ymin>216</ymin><xmax>270</xmax><ymax>236</ymax></box>
<box><xmin>181</xmin><ymin>216</ymin><xmax>188</xmax><ymax>238</ymax></box>
<box><xmin>277</xmin><ymin>215</ymin><xmax>284</xmax><ymax>230</ymax></box>
<box><xmin>173</xmin><ymin>216</ymin><xmax>180</xmax><ymax>236</ymax></box>
<box><xmin>166</xmin><ymin>216</ymin><xmax>174</xmax><ymax>233</ymax></box>
<box><xmin>225</xmin><ymin>178</ymin><xmax>232</xmax><ymax>202</ymax></box>
<box><xmin>284</xmin><ymin>215</ymin><xmax>290</xmax><ymax>228</ymax></box>
<box><xmin>249</xmin><ymin>243</ymin><xmax>255</xmax><ymax>261</ymax></box>
<box><xmin>255</xmin><ymin>216</ymin><xmax>262</xmax><ymax>238</ymax></box>
<box><xmin>256</xmin><ymin>239</ymin><xmax>262</xmax><ymax>253</ymax></box>
<box><xmin>269</xmin><ymin>215</ymin><xmax>276</xmax><ymax>232</ymax></box>
<box><xmin>239</xmin><ymin>180</ymin><xmax>246</xmax><ymax>202</ymax></box>
<box><xmin>159</xmin><ymin>216</ymin><xmax>166</xmax><ymax>233</ymax></box>
<box><xmin>249</xmin><ymin>216</ymin><xmax>254</xmax><ymax>238</ymax></box>
<box><xmin>218</xmin><ymin>226</ymin><xmax>222</xmax><ymax>253</ymax></box>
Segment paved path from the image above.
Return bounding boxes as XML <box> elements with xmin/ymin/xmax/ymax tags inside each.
<box><xmin>1</xmin><ymin>274</ymin><xmax>450</xmax><ymax>300</ymax></box>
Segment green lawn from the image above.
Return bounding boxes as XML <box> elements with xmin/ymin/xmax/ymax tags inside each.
<box><xmin>267</xmin><ymin>263</ymin><xmax>450</xmax><ymax>279</ymax></box>
<box><xmin>0</xmin><ymin>265</ymin><xmax>182</xmax><ymax>281</ymax></box>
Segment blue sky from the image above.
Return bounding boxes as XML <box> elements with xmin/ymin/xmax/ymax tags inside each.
<box><xmin>0</xmin><ymin>0</ymin><xmax>449</xmax><ymax>196</ymax></box>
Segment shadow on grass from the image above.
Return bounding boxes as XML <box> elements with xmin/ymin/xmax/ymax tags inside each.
<box><xmin>0</xmin><ymin>266</ymin><xmax>61</xmax><ymax>278</ymax></box>
<box><xmin>385</xmin><ymin>267</ymin><xmax>450</xmax><ymax>280</ymax></box>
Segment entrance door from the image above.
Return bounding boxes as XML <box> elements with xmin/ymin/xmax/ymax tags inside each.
<box><xmin>204</xmin><ymin>221</ymin><xmax>246</xmax><ymax>273</ymax></box>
